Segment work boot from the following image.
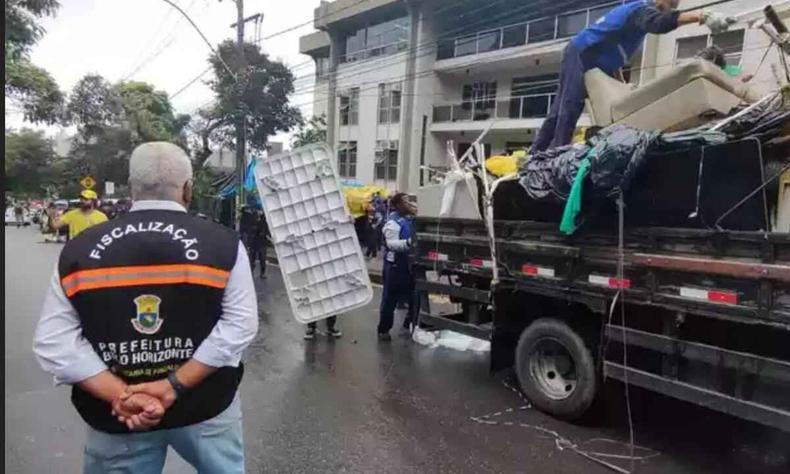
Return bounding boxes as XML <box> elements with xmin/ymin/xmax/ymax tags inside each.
<box><xmin>304</xmin><ymin>327</ymin><xmax>316</xmax><ymax>340</ymax></box>
<box><xmin>377</xmin><ymin>332</ymin><xmax>392</xmax><ymax>342</ymax></box>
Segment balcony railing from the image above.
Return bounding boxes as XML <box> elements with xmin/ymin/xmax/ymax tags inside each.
<box><xmin>432</xmin><ymin>93</ymin><xmax>558</xmax><ymax>124</ymax></box>
<box><xmin>436</xmin><ymin>1</ymin><xmax>620</xmax><ymax>60</ymax></box>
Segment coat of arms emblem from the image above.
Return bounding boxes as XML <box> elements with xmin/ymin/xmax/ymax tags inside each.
<box><xmin>132</xmin><ymin>295</ymin><xmax>164</xmax><ymax>334</ymax></box>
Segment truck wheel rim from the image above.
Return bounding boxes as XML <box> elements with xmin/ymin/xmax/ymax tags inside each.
<box><xmin>528</xmin><ymin>337</ymin><xmax>577</xmax><ymax>401</ymax></box>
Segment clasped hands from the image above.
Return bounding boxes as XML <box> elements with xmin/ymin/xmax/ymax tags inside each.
<box><xmin>111</xmin><ymin>379</ymin><xmax>177</xmax><ymax>431</ymax></box>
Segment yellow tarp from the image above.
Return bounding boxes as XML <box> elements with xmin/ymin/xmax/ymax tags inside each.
<box><xmin>485</xmin><ymin>151</ymin><xmax>527</xmax><ymax>177</ymax></box>
<box><xmin>343</xmin><ymin>185</ymin><xmax>390</xmax><ymax>218</ymax></box>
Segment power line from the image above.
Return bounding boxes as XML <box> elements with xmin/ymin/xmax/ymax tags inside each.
<box><xmin>167</xmin><ymin>0</ymin><xmax>381</xmax><ymax>99</ymax></box>
<box><xmin>171</xmin><ymin>65</ymin><xmax>213</xmax><ymax>98</ymax></box>
<box><xmin>288</xmin><ymin>0</ymin><xmax>747</xmax><ymax>99</ymax></box>
<box><xmin>288</xmin><ymin>0</ymin><xmax>597</xmax><ymax>96</ymax></box>
<box><xmin>159</xmin><ymin>0</ymin><xmax>236</xmax><ymax>80</ymax></box>
<box><xmin>288</xmin><ymin>37</ymin><xmax>777</xmax><ymax>113</ymax></box>
<box><xmin>168</xmin><ymin>0</ymin><xmax>509</xmax><ymax>102</ymax></box>
<box><xmin>120</xmin><ymin>0</ymin><xmax>207</xmax><ymax>82</ymax></box>
<box><xmin>120</xmin><ymin>2</ymin><xmax>178</xmax><ymax>80</ymax></box>
<box><xmin>258</xmin><ymin>0</ymin><xmax>372</xmax><ymax>42</ymax></box>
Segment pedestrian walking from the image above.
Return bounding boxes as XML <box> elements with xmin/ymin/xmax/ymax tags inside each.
<box><xmin>304</xmin><ymin>316</ymin><xmax>342</xmax><ymax>340</ymax></box>
<box><xmin>531</xmin><ymin>0</ymin><xmax>736</xmax><ymax>152</ymax></box>
<box><xmin>377</xmin><ymin>193</ymin><xmax>417</xmax><ymax>341</ymax></box>
<box><xmin>33</xmin><ymin>142</ymin><xmax>259</xmax><ymax>474</ymax></box>
<box><xmin>240</xmin><ymin>203</ymin><xmax>269</xmax><ymax>279</ymax></box>
<box><xmin>51</xmin><ymin>189</ymin><xmax>108</xmax><ymax>240</ymax></box>
<box><xmin>364</xmin><ymin>206</ymin><xmax>380</xmax><ymax>259</ymax></box>
<box><xmin>14</xmin><ymin>201</ymin><xmax>25</xmax><ymax>228</ymax></box>
<box><xmin>250</xmin><ymin>210</ymin><xmax>270</xmax><ymax>279</ymax></box>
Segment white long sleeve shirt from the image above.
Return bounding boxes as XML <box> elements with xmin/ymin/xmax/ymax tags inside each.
<box><xmin>33</xmin><ymin>200</ymin><xmax>259</xmax><ymax>385</ymax></box>
<box><xmin>383</xmin><ymin>217</ymin><xmax>412</xmax><ymax>263</ymax></box>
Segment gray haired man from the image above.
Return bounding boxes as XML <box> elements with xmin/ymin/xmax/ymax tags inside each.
<box><xmin>34</xmin><ymin>142</ymin><xmax>258</xmax><ymax>473</ymax></box>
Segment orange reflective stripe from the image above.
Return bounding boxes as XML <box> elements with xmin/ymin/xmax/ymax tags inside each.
<box><xmin>61</xmin><ymin>264</ymin><xmax>230</xmax><ymax>297</ymax></box>
<box><xmin>61</xmin><ymin>264</ymin><xmax>229</xmax><ymax>286</ymax></box>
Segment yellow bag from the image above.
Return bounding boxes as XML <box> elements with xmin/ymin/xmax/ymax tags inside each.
<box><xmin>342</xmin><ymin>185</ymin><xmax>390</xmax><ymax>218</ymax></box>
<box><xmin>485</xmin><ymin>155</ymin><xmax>519</xmax><ymax>177</ymax></box>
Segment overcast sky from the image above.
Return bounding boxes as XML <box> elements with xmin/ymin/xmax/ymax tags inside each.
<box><xmin>6</xmin><ymin>0</ymin><xmax>321</xmax><ymax>145</ymax></box>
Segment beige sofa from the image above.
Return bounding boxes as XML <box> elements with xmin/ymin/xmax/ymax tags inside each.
<box><xmin>585</xmin><ymin>60</ymin><xmax>761</xmax><ymax>131</ymax></box>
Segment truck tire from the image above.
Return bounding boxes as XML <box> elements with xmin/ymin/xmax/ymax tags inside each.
<box><xmin>515</xmin><ymin>318</ymin><xmax>598</xmax><ymax>421</ymax></box>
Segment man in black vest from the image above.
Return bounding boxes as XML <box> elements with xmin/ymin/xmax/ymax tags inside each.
<box><xmin>33</xmin><ymin>142</ymin><xmax>259</xmax><ymax>473</ymax></box>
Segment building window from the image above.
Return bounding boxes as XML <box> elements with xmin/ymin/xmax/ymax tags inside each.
<box><xmin>510</xmin><ymin>75</ymin><xmax>558</xmax><ymax>119</ymax></box>
<box><xmin>557</xmin><ymin>10</ymin><xmax>588</xmax><ymax>39</ymax></box>
<box><xmin>675</xmin><ymin>30</ymin><xmax>745</xmax><ymax>65</ymax></box>
<box><xmin>341</xmin><ymin>17</ymin><xmax>410</xmax><ymax>63</ymax></box>
<box><xmin>462</xmin><ymin>82</ymin><xmax>497</xmax><ymax>120</ymax></box>
<box><xmin>374</xmin><ymin>140</ymin><xmax>398</xmax><ymax>181</ymax></box>
<box><xmin>337</xmin><ymin>141</ymin><xmax>357</xmax><ymax>178</ymax></box>
<box><xmin>339</xmin><ymin>88</ymin><xmax>359</xmax><ymax>126</ymax></box>
<box><xmin>378</xmin><ymin>83</ymin><xmax>402</xmax><ymax>124</ymax></box>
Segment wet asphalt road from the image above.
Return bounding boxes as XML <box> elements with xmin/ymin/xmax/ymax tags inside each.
<box><xmin>5</xmin><ymin>226</ymin><xmax>790</xmax><ymax>473</ymax></box>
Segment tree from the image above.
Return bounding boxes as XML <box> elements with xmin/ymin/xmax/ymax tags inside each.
<box><xmin>116</xmin><ymin>81</ymin><xmax>190</xmax><ymax>146</ymax></box>
<box><xmin>186</xmin><ymin>105</ymin><xmax>227</xmax><ymax>170</ymax></box>
<box><xmin>66</xmin><ymin>75</ymin><xmax>125</xmax><ymax>138</ymax></box>
<box><xmin>63</xmin><ymin>74</ymin><xmax>191</xmax><ymax>189</ymax></box>
<box><xmin>207</xmin><ymin>40</ymin><xmax>302</xmax><ymax>151</ymax></box>
<box><xmin>291</xmin><ymin>114</ymin><xmax>327</xmax><ymax>148</ymax></box>
<box><xmin>5</xmin><ymin>0</ymin><xmax>60</xmax><ymax>60</ymax></box>
<box><xmin>6</xmin><ymin>60</ymin><xmax>64</xmax><ymax>124</ymax></box>
<box><xmin>5</xmin><ymin>0</ymin><xmax>64</xmax><ymax>124</ymax></box>
<box><xmin>4</xmin><ymin>128</ymin><xmax>57</xmax><ymax>194</ymax></box>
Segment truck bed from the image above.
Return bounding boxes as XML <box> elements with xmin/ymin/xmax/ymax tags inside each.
<box><xmin>414</xmin><ymin>217</ymin><xmax>790</xmax><ymax>431</ymax></box>
<box><xmin>415</xmin><ymin>217</ymin><xmax>790</xmax><ymax>327</ymax></box>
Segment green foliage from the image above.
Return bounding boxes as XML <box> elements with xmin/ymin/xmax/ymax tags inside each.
<box><xmin>62</xmin><ymin>74</ymin><xmax>191</xmax><ymax>191</ymax></box>
<box><xmin>4</xmin><ymin>128</ymin><xmax>57</xmax><ymax>194</ymax></box>
<box><xmin>4</xmin><ymin>0</ymin><xmax>60</xmax><ymax>60</ymax></box>
<box><xmin>117</xmin><ymin>81</ymin><xmax>180</xmax><ymax>143</ymax></box>
<box><xmin>5</xmin><ymin>59</ymin><xmax>64</xmax><ymax>124</ymax></box>
<box><xmin>66</xmin><ymin>75</ymin><xmax>125</xmax><ymax>137</ymax></box>
<box><xmin>291</xmin><ymin>114</ymin><xmax>327</xmax><ymax>148</ymax></box>
<box><xmin>207</xmin><ymin>40</ymin><xmax>302</xmax><ymax>151</ymax></box>
<box><xmin>4</xmin><ymin>0</ymin><xmax>64</xmax><ymax>124</ymax></box>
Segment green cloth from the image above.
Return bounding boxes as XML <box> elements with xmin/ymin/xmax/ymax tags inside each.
<box><xmin>723</xmin><ymin>65</ymin><xmax>742</xmax><ymax>77</ymax></box>
<box><xmin>560</xmin><ymin>157</ymin><xmax>592</xmax><ymax>235</ymax></box>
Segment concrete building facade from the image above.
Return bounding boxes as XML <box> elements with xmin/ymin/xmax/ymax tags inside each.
<box><xmin>299</xmin><ymin>0</ymin><xmax>789</xmax><ymax>194</ymax></box>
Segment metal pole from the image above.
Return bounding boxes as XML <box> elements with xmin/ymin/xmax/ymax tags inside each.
<box><xmin>235</xmin><ymin>0</ymin><xmax>247</xmax><ymax>228</ymax></box>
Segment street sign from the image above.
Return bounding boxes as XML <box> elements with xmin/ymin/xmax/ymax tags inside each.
<box><xmin>81</xmin><ymin>176</ymin><xmax>96</xmax><ymax>189</ymax></box>
<box><xmin>105</xmin><ymin>181</ymin><xmax>115</xmax><ymax>196</ymax></box>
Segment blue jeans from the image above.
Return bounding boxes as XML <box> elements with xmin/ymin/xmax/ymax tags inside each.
<box><xmin>532</xmin><ymin>42</ymin><xmax>587</xmax><ymax>153</ymax></box>
<box><xmin>83</xmin><ymin>395</ymin><xmax>244</xmax><ymax>474</ymax></box>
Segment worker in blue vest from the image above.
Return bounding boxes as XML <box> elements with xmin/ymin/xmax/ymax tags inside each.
<box><xmin>378</xmin><ymin>193</ymin><xmax>417</xmax><ymax>341</ymax></box>
<box><xmin>531</xmin><ymin>0</ymin><xmax>736</xmax><ymax>152</ymax></box>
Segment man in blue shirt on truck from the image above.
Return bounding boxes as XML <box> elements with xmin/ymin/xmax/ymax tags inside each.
<box><xmin>531</xmin><ymin>0</ymin><xmax>736</xmax><ymax>152</ymax></box>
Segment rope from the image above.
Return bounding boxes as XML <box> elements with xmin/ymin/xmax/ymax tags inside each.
<box><xmin>616</xmin><ymin>193</ymin><xmax>635</xmax><ymax>474</ymax></box>
<box><xmin>470</xmin><ymin>379</ymin><xmax>660</xmax><ymax>473</ymax></box>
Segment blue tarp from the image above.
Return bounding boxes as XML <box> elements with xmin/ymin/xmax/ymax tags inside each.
<box><xmin>219</xmin><ymin>159</ymin><xmax>262</xmax><ymax>208</ymax></box>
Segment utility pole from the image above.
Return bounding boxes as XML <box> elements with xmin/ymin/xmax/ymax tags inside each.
<box><xmin>234</xmin><ymin>0</ymin><xmax>247</xmax><ymax>229</ymax></box>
